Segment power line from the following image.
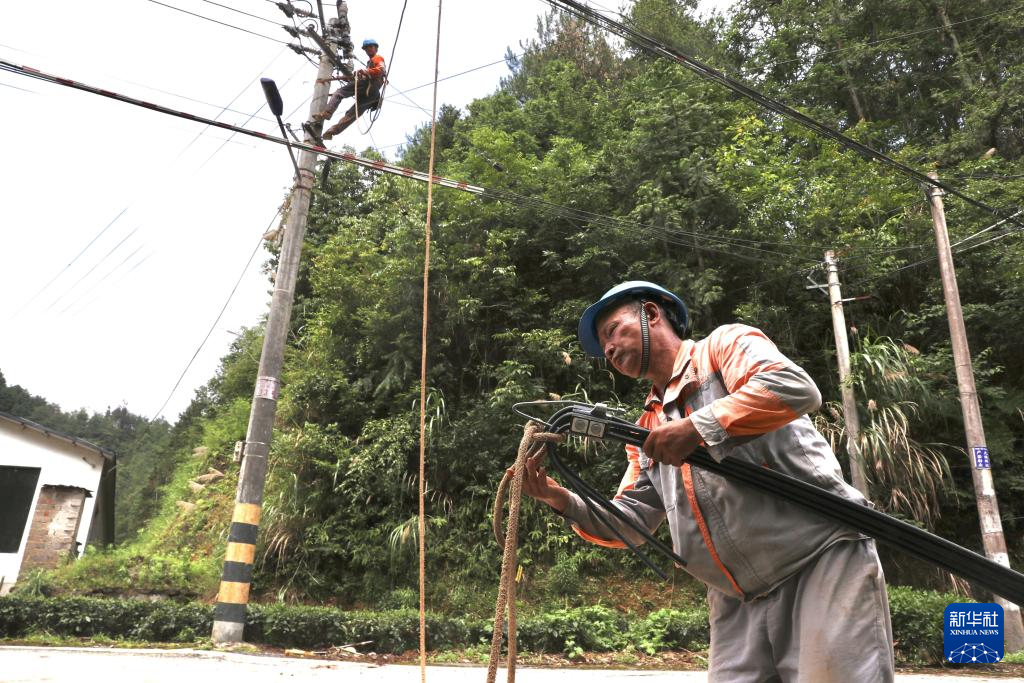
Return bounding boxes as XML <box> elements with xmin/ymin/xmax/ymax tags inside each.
<box><xmin>9</xmin><ymin>49</ymin><xmax>291</xmax><ymax>320</ymax></box>
<box><xmin>199</xmin><ymin>0</ymin><xmax>284</xmax><ymax>27</ymax></box>
<box><xmin>0</xmin><ymin>58</ymin><xmax>953</xmax><ymax>273</ymax></box>
<box><xmin>152</xmin><ymin>227</ymin><xmax>269</xmax><ymax>420</ymax></box>
<box><xmin>544</xmin><ymin>0</ymin><xmax>1024</xmax><ymax>231</ymax></box>
<box><xmin>0</xmin><ymin>79</ymin><xmax>36</xmax><ymax>94</ymax></box>
<box><xmin>60</xmin><ymin>244</ymin><xmax>147</xmax><ymax>315</ymax></box>
<box><xmin>11</xmin><ymin>207</ymin><xmax>130</xmax><ymax>318</ymax></box>
<box><xmin>759</xmin><ymin>5</ymin><xmax>1024</xmax><ymax>71</ymax></box>
<box><xmin>398</xmin><ymin>55</ymin><xmax>514</xmax><ymax>95</ymax></box>
<box><xmin>0</xmin><ymin>39</ymin><xmax>281</xmax><ymax>124</ymax></box>
<box><xmin>22</xmin><ymin>55</ymin><xmax>1016</xmax><ymax>300</ymax></box>
<box><xmin>145</xmin><ymin>0</ymin><xmax>290</xmax><ymax>45</ymax></box>
<box><xmin>194</xmin><ymin>57</ymin><xmax>308</xmax><ymax>172</ymax></box>
<box><xmin>74</xmin><ymin>252</ymin><xmax>154</xmax><ymax>318</ymax></box>
<box><xmin>44</xmin><ymin>227</ymin><xmax>140</xmax><ymax>312</ymax></box>
<box><xmin>842</xmin><ymin>218</ymin><xmax>1024</xmax><ymax>291</ymax></box>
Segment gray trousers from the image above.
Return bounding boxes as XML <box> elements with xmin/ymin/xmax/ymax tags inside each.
<box><xmin>324</xmin><ymin>77</ymin><xmax>380</xmax><ymax>118</ymax></box>
<box><xmin>707</xmin><ymin>539</ymin><xmax>894</xmax><ymax>683</ymax></box>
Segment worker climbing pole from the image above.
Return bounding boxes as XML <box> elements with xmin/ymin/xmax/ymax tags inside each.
<box><xmin>312</xmin><ymin>37</ymin><xmax>385</xmax><ymax>140</ymax></box>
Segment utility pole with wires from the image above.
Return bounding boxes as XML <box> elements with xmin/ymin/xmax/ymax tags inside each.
<box><xmin>823</xmin><ymin>250</ymin><xmax>869</xmax><ymax>499</ymax></box>
<box><xmin>925</xmin><ymin>171</ymin><xmax>1023</xmax><ymax>651</ymax></box>
<box><xmin>210</xmin><ymin>4</ymin><xmax>341</xmax><ymax>645</ymax></box>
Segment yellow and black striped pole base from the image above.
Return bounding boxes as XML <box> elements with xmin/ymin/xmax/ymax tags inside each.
<box><xmin>211</xmin><ymin>502</ymin><xmax>260</xmax><ymax>642</ymax></box>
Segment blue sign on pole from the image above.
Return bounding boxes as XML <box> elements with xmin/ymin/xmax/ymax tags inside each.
<box><xmin>972</xmin><ymin>446</ymin><xmax>991</xmax><ymax>469</ymax></box>
<box><xmin>945</xmin><ymin>603</ymin><xmax>1003</xmax><ymax>663</ymax></box>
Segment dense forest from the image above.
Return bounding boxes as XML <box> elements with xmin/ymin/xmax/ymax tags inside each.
<box><xmin>18</xmin><ymin>0</ymin><xmax>1024</xmax><ymax>612</ymax></box>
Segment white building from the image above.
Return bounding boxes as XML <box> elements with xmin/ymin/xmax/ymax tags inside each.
<box><xmin>0</xmin><ymin>411</ymin><xmax>115</xmax><ymax>594</ymax></box>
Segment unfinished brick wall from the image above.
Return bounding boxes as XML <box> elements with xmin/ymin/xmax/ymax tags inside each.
<box><xmin>20</xmin><ymin>486</ymin><xmax>87</xmax><ymax>571</ymax></box>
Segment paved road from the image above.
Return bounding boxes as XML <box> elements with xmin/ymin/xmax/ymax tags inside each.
<box><xmin>0</xmin><ymin>646</ymin><xmax>1016</xmax><ymax>682</ymax></box>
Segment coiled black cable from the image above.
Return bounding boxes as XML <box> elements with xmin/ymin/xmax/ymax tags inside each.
<box><xmin>523</xmin><ymin>402</ymin><xmax>1024</xmax><ymax>604</ymax></box>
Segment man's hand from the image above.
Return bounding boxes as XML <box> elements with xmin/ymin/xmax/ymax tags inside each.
<box><xmin>643</xmin><ymin>417</ymin><xmax>702</xmax><ymax>467</ymax></box>
<box><xmin>509</xmin><ymin>450</ymin><xmax>569</xmax><ymax>513</ymax></box>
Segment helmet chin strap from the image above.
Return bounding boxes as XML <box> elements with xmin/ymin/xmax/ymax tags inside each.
<box><xmin>639</xmin><ymin>301</ymin><xmax>650</xmax><ymax>378</ymax></box>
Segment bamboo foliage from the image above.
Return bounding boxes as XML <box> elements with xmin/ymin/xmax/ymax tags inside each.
<box><xmin>816</xmin><ymin>336</ymin><xmax>954</xmax><ymax>527</ymax></box>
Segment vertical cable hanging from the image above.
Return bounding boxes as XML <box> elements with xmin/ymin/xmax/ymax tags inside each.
<box><xmin>418</xmin><ymin>1</ymin><xmax>444</xmax><ymax>680</ymax></box>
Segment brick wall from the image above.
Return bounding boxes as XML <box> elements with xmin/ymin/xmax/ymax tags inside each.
<box><xmin>20</xmin><ymin>486</ymin><xmax>87</xmax><ymax>572</ymax></box>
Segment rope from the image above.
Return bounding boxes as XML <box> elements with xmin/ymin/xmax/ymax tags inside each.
<box><xmin>487</xmin><ymin>423</ymin><xmax>564</xmax><ymax>683</ymax></box>
<box><xmin>417</xmin><ymin>2</ymin><xmax>443</xmax><ymax>681</ymax></box>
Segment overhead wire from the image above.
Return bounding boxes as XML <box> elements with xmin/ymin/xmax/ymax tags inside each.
<box><xmin>151</xmin><ymin>219</ymin><xmax>272</xmax><ymax>420</ymax></box>
<box><xmin>199</xmin><ymin>0</ymin><xmax>285</xmax><ymax>27</ymax></box>
<box><xmin>145</xmin><ymin>0</ymin><xmax>290</xmax><ymax>45</ymax></box>
<box><xmin>11</xmin><ymin>207</ymin><xmax>130</xmax><ymax>319</ymax></box>
<box><xmin>8</xmin><ymin>48</ymin><xmax>291</xmax><ymax>319</ymax></box>
<box><xmin>74</xmin><ymin>252</ymin><xmax>155</xmax><ymax>318</ymax></box>
<box><xmin>194</xmin><ymin>57</ymin><xmax>308</xmax><ymax>172</ymax></box>
<box><xmin>0</xmin><ymin>58</ymin><xmax>859</xmax><ymax>272</ymax></box>
<box><xmin>542</xmin><ymin>0</ymin><xmax>1024</xmax><ymax>231</ymax></box>
<box><xmin>359</xmin><ymin>0</ymin><xmax>409</xmax><ymax>133</ymax></box>
<box><xmin>745</xmin><ymin>4</ymin><xmax>1024</xmax><ymax>72</ymax></box>
<box><xmin>60</xmin><ymin>244</ymin><xmax>147</xmax><ymax>315</ymax></box>
<box><xmin>44</xmin><ymin>227</ymin><xmax>140</xmax><ymax>313</ymax></box>
<box><xmin>17</xmin><ymin>57</ymin><xmax>1018</xmax><ymax>286</ymax></box>
<box><xmin>0</xmin><ymin>80</ymin><xmax>36</xmax><ymax>94</ymax></box>
<box><xmin>840</xmin><ymin>212</ymin><xmax>1024</xmax><ymax>291</ymax></box>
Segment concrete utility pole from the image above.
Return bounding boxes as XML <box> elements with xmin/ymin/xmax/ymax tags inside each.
<box><xmin>925</xmin><ymin>171</ymin><xmax>1024</xmax><ymax>651</ymax></box>
<box><xmin>210</xmin><ymin>16</ymin><xmax>340</xmax><ymax>644</ymax></box>
<box><xmin>824</xmin><ymin>250</ymin><xmax>869</xmax><ymax>498</ymax></box>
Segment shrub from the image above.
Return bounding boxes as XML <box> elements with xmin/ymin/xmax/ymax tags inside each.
<box><xmin>0</xmin><ymin>586</ymin><xmax>968</xmax><ymax>664</ymax></box>
<box><xmin>629</xmin><ymin>608</ymin><xmax>710</xmax><ymax>654</ymax></box>
<box><xmin>887</xmin><ymin>585</ymin><xmax>961</xmax><ymax>665</ymax></box>
<box><xmin>0</xmin><ymin>595</ymin><xmax>212</xmax><ymax>642</ymax></box>
<box><xmin>516</xmin><ymin>605</ymin><xmax>627</xmax><ymax>656</ymax></box>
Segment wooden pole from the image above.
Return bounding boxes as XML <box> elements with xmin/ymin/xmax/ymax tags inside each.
<box><xmin>925</xmin><ymin>171</ymin><xmax>1023</xmax><ymax>651</ymax></box>
<box><xmin>210</xmin><ymin>27</ymin><xmax>337</xmax><ymax>645</ymax></box>
<box><xmin>824</xmin><ymin>250</ymin><xmax>869</xmax><ymax>498</ymax></box>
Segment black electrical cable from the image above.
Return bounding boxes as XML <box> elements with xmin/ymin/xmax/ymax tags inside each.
<box><xmin>364</xmin><ymin>0</ymin><xmax>409</xmax><ymax>129</ymax></box>
<box><xmin>543</xmin><ymin>0</ymin><xmax>1024</xmax><ymax>232</ymax></box>
<box><xmin>525</xmin><ymin>402</ymin><xmax>1024</xmax><ymax>604</ymax></box>
<box><xmin>199</xmin><ymin>0</ymin><xmax>283</xmax><ymax>27</ymax></box>
<box><xmin>538</xmin><ymin>405</ymin><xmax>690</xmax><ymax>578</ymax></box>
<box><xmin>146</xmin><ymin>0</ymin><xmax>290</xmax><ymax>45</ymax></box>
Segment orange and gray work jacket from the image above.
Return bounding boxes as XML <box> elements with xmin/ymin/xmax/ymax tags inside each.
<box><xmin>362</xmin><ymin>54</ymin><xmax>386</xmax><ymax>87</ymax></box>
<box><xmin>561</xmin><ymin>323</ymin><xmax>867</xmax><ymax>601</ymax></box>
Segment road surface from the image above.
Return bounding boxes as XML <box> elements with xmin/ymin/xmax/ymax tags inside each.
<box><xmin>0</xmin><ymin>646</ymin><xmax>1016</xmax><ymax>682</ymax></box>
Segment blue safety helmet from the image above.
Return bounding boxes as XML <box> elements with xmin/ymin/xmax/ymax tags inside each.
<box><xmin>362</xmin><ymin>39</ymin><xmax>379</xmax><ymax>49</ymax></box>
<box><xmin>577</xmin><ymin>281</ymin><xmax>689</xmax><ymax>358</ymax></box>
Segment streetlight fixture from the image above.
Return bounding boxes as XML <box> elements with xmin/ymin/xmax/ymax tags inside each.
<box><xmin>260</xmin><ymin>77</ymin><xmax>301</xmax><ymax>179</ymax></box>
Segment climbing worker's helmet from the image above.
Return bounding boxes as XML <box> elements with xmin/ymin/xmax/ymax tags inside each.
<box><xmin>577</xmin><ymin>281</ymin><xmax>689</xmax><ymax>358</ymax></box>
<box><xmin>361</xmin><ymin>39</ymin><xmax>379</xmax><ymax>50</ymax></box>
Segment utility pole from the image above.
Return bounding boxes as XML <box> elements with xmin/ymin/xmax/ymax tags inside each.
<box><xmin>925</xmin><ymin>171</ymin><xmax>1023</xmax><ymax>651</ymax></box>
<box><xmin>824</xmin><ymin>250</ymin><xmax>869</xmax><ymax>498</ymax></box>
<box><xmin>210</xmin><ymin>11</ymin><xmax>341</xmax><ymax>645</ymax></box>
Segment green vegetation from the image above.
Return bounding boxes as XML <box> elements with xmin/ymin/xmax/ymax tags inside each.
<box><xmin>7</xmin><ymin>0</ymin><xmax>1024</xmax><ymax>659</ymax></box>
<box><xmin>0</xmin><ymin>589</ymin><xmax>961</xmax><ymax>664</ymax></box>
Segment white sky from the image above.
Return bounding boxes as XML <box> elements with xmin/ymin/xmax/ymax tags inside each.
<box><xmin>0</xmin><ymin>0</ymin><xmax>728</xmax><ymax>424</ymax></box>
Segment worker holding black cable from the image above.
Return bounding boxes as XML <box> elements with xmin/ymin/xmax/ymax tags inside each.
<box><xmin>518</xmin><ymin>281</ymin><xmax>895</xmax><ymax>682</ymax></box>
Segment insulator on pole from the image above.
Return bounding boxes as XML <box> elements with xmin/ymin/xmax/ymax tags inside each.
<box><xmin>287</xmin><ymin>42</ymin><xmax>320</xmax><ymax>57</ymax></box>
